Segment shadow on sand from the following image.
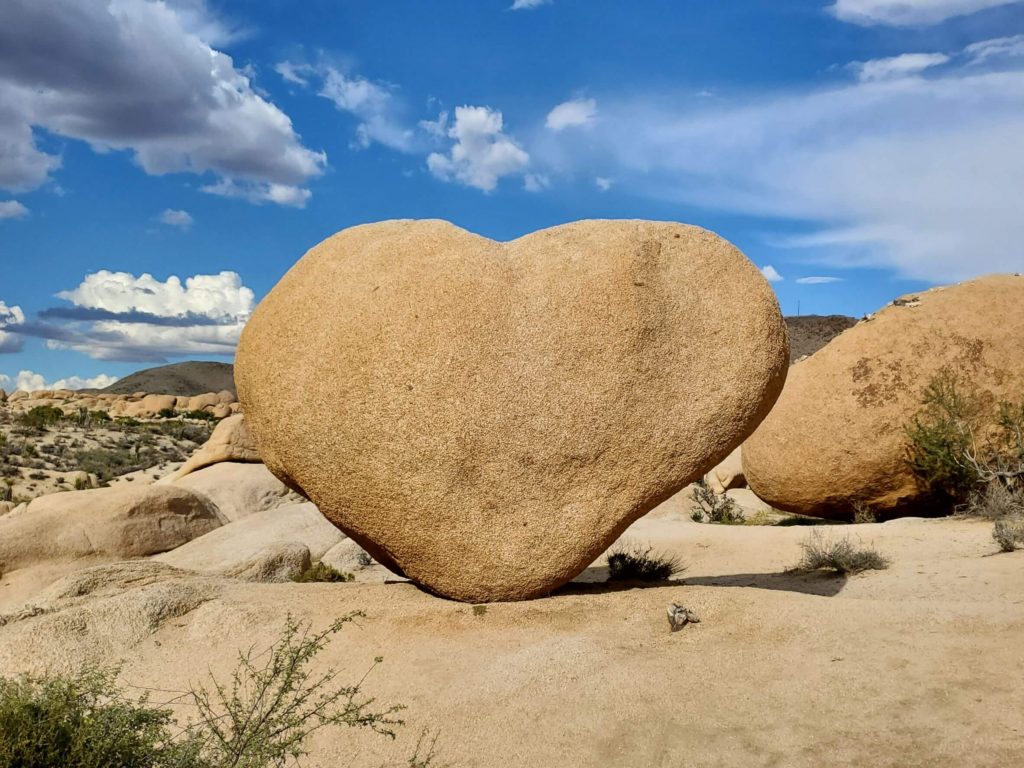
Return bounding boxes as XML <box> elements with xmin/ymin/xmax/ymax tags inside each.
<box><xmin>681</xmin><ymin>571</ymin><xmax>848</xmax><ymax>597</ymax></box>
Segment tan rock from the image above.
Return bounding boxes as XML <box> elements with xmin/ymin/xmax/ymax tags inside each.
<box><xmin>173</xmin><ymin>462</ymin><xmax>303</xmax><ymax>521</ymax></box>
<box><xmin>705</xmin><ymin>446</ymin><xmax>745</xmax><ymax>494</ymax></box>
<box><xmin>142</xmin><ymin>394</ymin><xmax>177</xmax><ymax>415</ymax></box>
<box><xmin>155</xmin><ymin>502</ymin><xmax>343</xmax><ymax>576</ymax></box>
<box><xmin>210</xmin><ymin>403</ymin><xmax>232</xmax><ymax>419</ymax></box>
<box><xmin>0</xmin><ymin>485</ymin><xmax>224</xmax><ymax>572</ymax></box>
<box><xmin>216</xmin><ymin>390</ymin><xmax>235</xmax><ymax>404</ymax></box>
<box><xmin>0</xmin><ymin>501</ymin><xmax>12</xmax><ymax>517</ymax></box>
<box><xmin>163</xmin><ymin>414</ymin><xmax>262</xmax><ymax>482</ymax></box>
<box><xmin>237</xmin><ymin>219</ymin><xmax>789</xmax><ymax>601</ymax></box>
<box><xmin>745</xmin><ymin>275</ymin><xmax>1024</xmax><ymax>520</ymax></box>
<box><xmin>224</xmin><ymin>543</ymin><xmax>312</xmax><ymax>583</ymax></box>
<box><xmin>0</xmin><ymin>388</ymin><xmax>6</xmax><ymax>402</ymax></box>
<box><xmin>7</xmin><ymin>390</ymin><xmax>28</xmax><ymax>403</ymax></box>
<box><xmin>188</xmin><ymin>393</ymin><xmax>220</xmax><ymax>411</ymax></box>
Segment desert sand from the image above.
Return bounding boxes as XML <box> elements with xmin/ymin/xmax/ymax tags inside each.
<box><xmin>1</xmin><ymin>503</ymin><xmax>1020</xmax><ymax>768</ymax></box>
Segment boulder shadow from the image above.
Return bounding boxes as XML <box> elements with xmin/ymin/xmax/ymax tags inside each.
<box><xmin>681</xmin><ymin>570</ymin><xmax>848</xmax><ymax>597</ymax></box>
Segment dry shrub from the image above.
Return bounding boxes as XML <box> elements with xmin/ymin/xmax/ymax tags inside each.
<box><xmin>797</xmin><ymin>530</ymin><xmax>889</xmax><ymax>574</ymax></box>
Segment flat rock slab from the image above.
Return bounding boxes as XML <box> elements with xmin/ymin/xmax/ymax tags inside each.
<box><xmin>237</xmin><ymin>219</ymin><xmax>789</xmax><ymax>601</ymax></box>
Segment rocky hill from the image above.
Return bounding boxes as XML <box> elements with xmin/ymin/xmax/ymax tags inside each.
<box><xmin>101</xmin><ymin>361</ymin><xmax>235</xmax><ymax>397</ymax></box>
<box><xmin>785</xmin><ymin>314</ymin><xmax>858</xmax><ymax>362</ymax></box>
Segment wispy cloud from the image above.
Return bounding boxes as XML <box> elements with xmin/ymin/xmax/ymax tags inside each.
<box><xmin>796</xmin><ymin>276</ymin><xmax>844</xmax><ymax>285</ymax></box>
<box><xmin>829</xmin><ymin>0</ymin><xmax>1023</xmax><ymax>26</ymax></box>
<box><xmin>761</xmin><ymin>265</ymin><xmax>784</xmax><ymax>282</ymax></box>
<box><xmin>849</xmin><ymin>52</ymin><xmax>950</xmax><ymax>81</ymax></box>
<box><xmin>538</xmin><ymin>38</ymin><xmax>1024</xmax><ymax>281</ymax></box>
<box><xmin>510</xmin><ymin>0</ymin><xmax>551</xmax><ymax>10</ymax></box>
<box><xmin>546</xmin><ymin>98</ymin><xmax>598</xmax><ymax>131</ymax></box>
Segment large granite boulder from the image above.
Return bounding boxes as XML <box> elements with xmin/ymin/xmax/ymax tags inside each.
<box><xmin>745</xmin><ymin>275</ymin><xmax>1024</xmax><ymax>520</ymax></box>
<box><xmin>236</xmin><ymin>219</ymin><xmax>789</xmax><ymax>601</ymax></box>
<box><xmin>0</xmin><ymin>485</ymin><xmax>224</xmax><ymax>572</ymax></box>
<box><xmin>173</xmin><ymin>462</ymin><xmax>304</xmax><ymax>522</ymax></box>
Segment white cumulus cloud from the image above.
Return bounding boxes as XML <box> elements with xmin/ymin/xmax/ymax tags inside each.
<box><xmin>546</xmin><ymin>98</ymin><xmax>598</xmax><ymax>131</ymax></box>
<box><xmin>0</xmin><ymin>200</ymin><xmax>29</xmax><ymax>220</ymax></box>
<box><xmin>427</xmin><ymin>106</ymin><xmax>530</xmax><ymax>191</ymax></box>
<box><xmin>829</xmin><ymin>0</ymin><xmax>1023</xmax><ymax>26</ymax></box>
<box><xmin>0</xmin><ymin>0</ymin><xmax>325</xmax><ymax>203</ymax></box>
<box><xmin>761</xmin><ymin>265</ymin><xmax>784</xmax><ymax>282</ymax></box>
<box><xmin>0</xmin><ymin>370</ymin><xmax>119</xmax><ymax>392</ymax></box>
<box><xmin>157</xmin><ymin>209</ymin><xmax>193</xmax><ymax>229</ymax></box>
<box><xmin>13</xmin><ymin>270</ymin><xmax>258</xmax><ymax>361</ymax></box>
<box><xmin>510</xmin><ymin>0</ymin><xmax>551</xmax><ymax>9</ymax></box>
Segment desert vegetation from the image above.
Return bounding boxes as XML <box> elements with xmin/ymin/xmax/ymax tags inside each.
<box><xmin>689</xmin><ymin>480</ymin><xmax>745</xmax><ymax>524</ymax></box>
<box><xmin>0</xmin><ymin>614</ymin><xmax>439</xmax><ymax>768</ymax></box>
<box><xmin>605</xmin><ymin>541</ymin><xmax>682</xmax><ymax>582</ymax></box>
<box><xmin>796</xmin><ymin>530</ymin><xmax>889</xmax><ymax>574</ymax></box>
<box><xmin>906</xmin><ymin>369</ymin><xmax>1024</xmax><ymax>548</ymax></box>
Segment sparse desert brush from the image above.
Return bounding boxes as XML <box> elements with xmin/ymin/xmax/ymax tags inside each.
<box><xmin>606</xmin><ymin>541</ymin><xmax>682</xmax><ymax>582</ymax></box>
<box><xmin>291</xmin><ymin>562</ymin><xmax>353</xmax><ymax>583</ymax></box>
<box><xmin>992</xmin><ymin>515</ymin><xmax>1024</xmax><ymax>552</ymax></box>
<box><xmin>690</xmin><ymin>480</ymin><xmax>745</xmax><ymax>524</ymax></box>
<box><xmin>796</xmin><ymin>530</ymin><xmax>889</xmax><ymax>574</ymax></box>
<box><xmin>852</xmin><ymin>501</ymin><xmax>878</xmax><ymax>523</ymax></box>
<box><xmin>967</xmin><ymin>481</ymin><xmax>1024</xmax><ymax>520</ymax></box>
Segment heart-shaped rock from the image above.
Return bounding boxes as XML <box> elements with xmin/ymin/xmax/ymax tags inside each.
<box><xmin>236</xmin><ymin>220</ymin><xmax>788</xmax><ymax>601</ymax></box>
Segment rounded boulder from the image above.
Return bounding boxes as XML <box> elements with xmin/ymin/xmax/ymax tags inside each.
<box><xmin>237</xmin><ymin>219</ymin><xmax>789</xmax><ymax>601</ymax></box>
<box><xmin>744</xmin><ymin>275</ymin><xmax>1024</xmax><ymax>520</ymax></box>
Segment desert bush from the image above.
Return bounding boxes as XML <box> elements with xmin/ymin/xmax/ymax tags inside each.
<box><xmin>993</xmin><ymin>515</ymin><xmax>1024</xmax><ymax>552</ymax></box>
<box><xmin>606</xmin><ymin>541</ymin><xmax>682</xmax><ymax>581</ymax></box>
<box><xmin>906</xmin><ymin>370</ymin><xmax>1024</xmax><ymax>512</ymax></box>
<box><xmin>0</xmin><ymin>665</ymin><xmax>200</xmax><ymax>768</ymax></box>
<box><xmin>17</xmin><ymin>405</ymin><xmax>65</xmax><ymax>430</ymax></box>
<box><xmin>291</xmin><ymin>562</ymin><xmax>353</xmax><ymax>583</ymax></box>
<box><xmin>967</xmin><ymin>481</ymin><xmax>1024</xmax><ymax>520</ymax></box>
<box><xmin>851</xmin><ymin>501</ymin><xmax>878</xmax><ymax>523</ymax></box>
<box><xmin>797</xmin><ymin>530</ymin><xmax>889</xmax><ymax>574</ymax></box>
<box><xmin>184</xmin><ymin>409</ymin><xmax>217</xmax><ymax>422</ymax></box>
<box><xmin>689</xmin><ymin>480</ymin><xmax>745</xmax><ymax>524</ymax></box>
<box><xmin>0</xmin><ymin>614</ymin><xmax>433</xmax><ymax>768</ymax></box>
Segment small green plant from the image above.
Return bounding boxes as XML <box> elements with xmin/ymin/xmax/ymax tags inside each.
<box><xmin>471</xmin><ymin>605</ymin><xmax>487</xmax><ymax>617</ymax></box>
<box><xmin>993</xmin><ymin>515</ymin><xmax>1024</xmax><ymax>552</ymax></box>
<box><xmin>157</xmin><ymin>408</ymin><xmax>178</xmax><ymax>419</ymax></box>
<box><xmin>796</xmin><ymin>530</ymin><xmax>889</xmax><ymax>574</ymax></box>
<box><xmin>291</xmin><ymin>562</ymin><xmax>353</xmax><ymax>583</ymax></box>
<box><xmin>606</xmin><ymin>541</ymin><xmax>682</xmax><ymax>582</ymax></box>
<box><xmin>690</xmin><ymin>480</ymin><xmax>745</xmax><ymax>524</ymax></box>
<box><xmin>185</xmin><ymin>409</ymin><xmax>217</xmax><ymax>422</ymax></box>
<box><xmin>73</xmin><ymin>475</ymin><xmax>92</xmax><ymax>491</ymax></box>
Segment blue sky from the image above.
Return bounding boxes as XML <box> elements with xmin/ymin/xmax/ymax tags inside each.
<box><xmin>1</xmin><ymin>0</ymin><xmax>1023</xmax><ymax>390</ymax></box>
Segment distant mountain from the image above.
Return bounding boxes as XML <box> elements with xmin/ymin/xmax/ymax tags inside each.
<box><xmin>785</xmin><ymin>315</ymin><xmax>858</xmax><ymax>362</ymax></box>
<box><xmin>101</xmin><ymin>361</ymin><xmax>235</xmax><ymax>397</ymax></box>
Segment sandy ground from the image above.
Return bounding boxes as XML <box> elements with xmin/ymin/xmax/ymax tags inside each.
<box><xmin>0</xmin><ymin>504</ymin><xmax>1021</xmax><ymax>768</ymax></box>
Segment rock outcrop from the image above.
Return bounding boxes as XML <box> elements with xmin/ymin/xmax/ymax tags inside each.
<box><xmin>155</xmin><ymin>502</ymin><xmax>343</xmax><ymax>579</ymax></box>
<box><xmin>0</xmin><ymin>485</ymin><xmax>224</xmax><ymax>572</ymax></box>
<box><xmin>163</xmin><ymin>414</ymin><xmax>261</xmax><ymax>481</ymax></box>
<box><xmin>173</xmin><ymin>462</ymin><xmax>303</xmax><ymax>521</ymax></box>
<box><xmin>704</xmin><ymin>447</ymin><xmax>745</xmax><ymax>494</ymax></box>
<box><xmin>237</xmin><ymin>219</ymin><xmax>789</xmax><ymax>601</ymax></box>
<box><xmin>744</xmin><ymin>275</ymin><xmax>1024</xmax><ymax>519</ymax></box>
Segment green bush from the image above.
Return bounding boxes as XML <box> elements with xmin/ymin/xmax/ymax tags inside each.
<box><xmin>291</xmin><ymin>562</ymin><xmax>353</xmax><ymax>583</ymax></box>
<box><xmin>905</xmin><ymin>370</ymin><xmax>1024</xmax><ymax>513</ymax></box>
<box><xmin>0</xmin><ymin>665</ymin><xmax>201</xmax><ymax>767</ymax></box>
<box><xmin>157</xmin><ymin>408</ymin><xmax>178</xmax><ymax>419</ymax></box>
<box><xmin>796</xmin><ymin>530</ymin><xmax>889</xmax><ymax>574</ymax></box>
<box><xmin>17</xmin><ymin>405</ymin><xmax>65</xmax><ymax>430</ymax></box>
<box><xmin>184</xmin><ymin>410</ymin><xmax>217</xmax><ymax>422</ymax></box>
<box><xmin>0</xmin><ymin>614</ymin><xmax>432</xmax><ymax>768</ymax></box>
<box><xmin>689</xmin><ymin>480</ymin><xmax>745</xmax><ymax>524</ymax></box>
<box><xmin>606</xmin><ymin>542</ymin><xmax>682</xmax><ymax>582</ymax></box>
